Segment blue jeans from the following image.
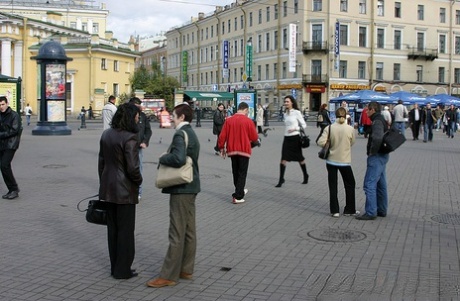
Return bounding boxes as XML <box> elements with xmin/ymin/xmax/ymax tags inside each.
<box><xmin>423</xmin><ymin>123</ymin><xmax>433</xmax><ymax>141</ymax></box>
<box><xmin>363</xmin><ymin>154</ymin><xmax>389</xmax><ymax>216</ymax></box>
<box><xmin>395</xmin><ymin>122</ymin><xmax>406</xmax><ymax>137</ymax></box>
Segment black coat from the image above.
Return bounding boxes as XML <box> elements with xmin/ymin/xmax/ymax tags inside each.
<box><xmin>213</xmin><ymin>109</ymin><xmax>225</xmax><ymax>135</ymax></box>
<box><xmin>0</xmin><ymin>107</ymin><xmax>22</xmax><ymax>151</ymax></box>
<box><xmin>137</xmin><ymin>112</ymin><xmax>152</xmax><ymax>147</ymax></box>
<box><xmin>98</xmin><ymin>128</ymin><xmax>142</xmax><ymax>204</ymax></box>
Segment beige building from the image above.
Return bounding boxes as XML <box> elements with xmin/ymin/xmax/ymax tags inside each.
<box><xmin>166</xmin><ymin>0</ymin><xmax>460</xmax><ymax>111</ymax></box>
<box><xmin>0</xmin><ymin>4</ymin><xmax>138</xmax><ymax>115</ymax></box>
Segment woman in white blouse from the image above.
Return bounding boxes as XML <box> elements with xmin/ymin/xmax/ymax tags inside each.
<box><xmin>275</xmin><ymin>95</ymin><xmax>308</xmax><ymax>187</ymax></box>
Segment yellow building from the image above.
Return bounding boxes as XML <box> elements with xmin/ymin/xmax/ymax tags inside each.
<box><xmin>0</xmin><ymin>10</ymin><xmax>138</xmax><ymax>115</ymax></box>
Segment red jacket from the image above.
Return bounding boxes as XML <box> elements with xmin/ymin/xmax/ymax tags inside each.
<box><xmin>218</xmin><ymin>112</ymin><xmax>259</xmax><ymax>157</ymax></box>
<box><xmin>360</xmin><ymin>107</ymin><xmax>372</xmax><ymax>126</ymax></box>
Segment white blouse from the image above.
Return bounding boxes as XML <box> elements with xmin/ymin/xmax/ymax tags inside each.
<box><xmin>283</xmin><ymin>109</ymin><xmax>306</xmax><ymax>136</ymax></box>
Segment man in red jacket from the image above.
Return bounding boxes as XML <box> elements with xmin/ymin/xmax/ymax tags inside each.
<box><xmin>218</xmin><ymin>102</ymin><xmax>259</xmax><ymax>204</ymax></box>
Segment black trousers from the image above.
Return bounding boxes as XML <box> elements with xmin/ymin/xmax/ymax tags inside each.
<box><xmin>106</xmin><ymin>203</ymin><xmax>136</xmax><ymax>278</ymax></box>
<box><xmin>411</xmin><ymin>121</ymin><xmax>421</xmax><ymax>139</ymax></box>
<box><xmin>0</xmin><ymin>149</ymin><xmax>18</xmax><ymax>192</ymax></box>
<box><xmin>230</xmin><ymin>155</ymin><xmax>250</xmax><ymax>200</ymax></box>
<box><xmin>326</xmin><ymin>164</ymin><xmax>356</xmax><ymax>214</ymax></box>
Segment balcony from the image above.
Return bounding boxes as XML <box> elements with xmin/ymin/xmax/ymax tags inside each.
<box><xmin>302</xmin><ymin>74</ymin><xmax>328</xmax><ymax>85</ymax></box>
<box><xmin>302</xmin><ymin>41</ymin><xmax>328</xmax><ymax>54</ymax></box>
<box><xmin>407</xmin><ymin>47</ymin><xmax>438</xmax><ymax>61</ymax></box>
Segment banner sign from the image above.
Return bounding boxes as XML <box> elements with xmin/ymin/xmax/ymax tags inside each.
<box><xmin>245</xmin><ymin>43</ymin><xmax>253</xmax><ymax>79</ymax></box>
<box><xmin>182</xmin><ymin>51</ymin><xmax>188</xmax><ymax>82</ymax></box>
<box><xmin>289</xmin><ymin>23</ymin><xmax>297</xmax><ymax>73</ymax></box>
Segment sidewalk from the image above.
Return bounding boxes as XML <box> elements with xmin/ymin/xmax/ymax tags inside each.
<box><xmin>0</xmin><ymin>119</ymin><xmax>459</xmax><ymax>300</ymax></box>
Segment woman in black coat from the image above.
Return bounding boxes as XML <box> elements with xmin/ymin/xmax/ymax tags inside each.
<box><xmin>212</xmin><ymin>103</ymin><xmax>225</xmax><ymax>155</ymax></box>
<box><xmin>98</xmin><ymin>103</ymin><xmax>142</xmax><ymax>279</ymax></box>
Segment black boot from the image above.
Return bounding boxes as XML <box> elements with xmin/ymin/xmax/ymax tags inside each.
<box><xmin>275</xmin><ymin>164</ymin><xmax>286</xmax><ymax>187</ymax></box>
<box><xmin>300</xmin><ymin>163</ymin><xmax>309</xmax><ymax>184</ymax></box>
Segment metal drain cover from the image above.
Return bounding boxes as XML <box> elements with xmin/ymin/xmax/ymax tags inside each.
<box><xmin>306</xmin><ymin>228</ymin><xmax>367</xmax><ymax>243</ymax></box>
<box><xmin>431</xmin><ymin>214</ymin><xmax>460</xmax><ymax>225</ymax></box>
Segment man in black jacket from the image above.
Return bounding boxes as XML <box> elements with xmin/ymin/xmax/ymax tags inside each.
<box><xmin>129</xmin><ymin>97</ymin><xmax>152</xmax><ymax>201</ymax></box>
<box><xmin>0</xmin><ymin>96</ymin><xmax>22</xmax><ymax>199</ymax></box>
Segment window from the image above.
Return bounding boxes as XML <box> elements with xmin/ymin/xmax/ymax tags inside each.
<box><xmin>457</xmin><ymin>10</ymin><xmax>460</xmax><ymax>25</ymax></box>
<box><xmin>266</xmin><ymin>7</ymin><xmax>270</xmax><ymax>22</ymax></box>
<box><xmin>240</xmin><ymin>39</ymin><xmax>244</xmax><ymax>56</ymax></box>
<box><xmin>258</xmin><ymin>35</ymin><xmax>262</xmax><ymax>53</ymax></box>
<box><xmin>206</xmin><ymin>28</ymin><xmax>209</xmax><ymax>39</ymax></box>
<box><xmin>211</xmin><ymin>46</ymin><xmax>214</xmax><ymax>60</ymax></box>
<box><xmin>265</xmin><ymin>64</ymin><xmax>269</xmax><ymax>80</ymax></box>
<box><xmin>313</xmin><ymin>0</ymin><xmax>322</xmax><ymax>11</ymax></box>
<box><xmin>439</xmin><ymin>67</ymin><xmax>445</xmax><ymax>83</ymax></box>
<box><xmin>294</xmin><ymin>0</ymin><xmax>298</xmax><ymax>13</ymax></box>
<box><xmin>258</xmin><ymin>9</ymin><xmax>262</xmax><ymax>24</ymax></box>
<box><xmin>228</xmin><ymin>20</ymin><xmax>231</xmax><ymax>33</ymax></box>
<box><xmin>377</xmin><ymin>0</ymin><xmax>384</xmax><ymax>16</ymax></box>
<box><xmin>283</xmin><ymin>28</ymin><xmax>288</xmax><ymax>49</ymax></box>
<box><xmin>358</xmin><ymin>61</ymin><xmax>366</xmax><ymax>79</ymax></box>
<box><xmin>395</xmin><ymin>2</ymin><xmax>401</xmax><ymax>18</ymax></box>
<box><xmin>417</xmin><ymin>32</ymin><xmax>424</xmax><ymax>51</ymax></box>
<box><xmin>439</xmin><ymin>35</ymin><xmax>446</xmax><ymax>54</ymax></box>
<box><xmin>339</xmin><ymin>61</ymin><xmax>347</xmax><ymax>78</ymax></box>
<box><xmin>456</xmin><ymin>36</ymin><xmax>460</xmax><ymax>54</ymax></box>
<box><xmin>418</xmin><ymin>5</ymin><xmax>424</xmax><ymax>21</ymax></box>
<box><xmin>211</xmin><ymin>26</ymin><xmax>214</xmax><ymax>38</ymax></box>
<box><xmin>93</xmin><ymin>22</ymin><xmax>99</xmax><ymax>33</ymax></box>
<box><xmin>377</xmin><ymin>28</ymin><xmax>384</xmax><ymax>48</ymax></box>
<box><xmin>359</xmin><ymin>0</ymin><xmax>366</xmax><ymax>14</ymax></box>
<box><xmin>312</xmin><ymin>60</ymin><xmax>322</xmax><ymax>78</ymax></box>
<box><xmin>113</xmin><ymin>83</ymin><xmax>119</xmax><ymax>97</ymax></box>
<box><xmin>416</xmin><ymin>65</ymin><xmax>423</xmax><ymax>82</ymax></box>
<box><xmin>222</xmin><ymin>22</ymin><xmax>225</xmax><ymax>34</ymax></box>
<box><xmin>340</xmin><ymin>0</ymin><xmax>347</xmax><ymax>12</ymax></box>
<box><xmin>241</xmin><ymin>15</ymin><xmax>244</xmax><ymax>29</ymax></box>
<box><xmin>234</xmin><ymin>41</ymin><xmax>238</xmax><ymax>57</ymax></box>
<box><xmin>70</xmin><ymin>21</ymin><xmax>76</xmax><ymax>29</ymax></box>
<box><xmin>274</xmin><ymin>31</ymin><xmax>278</xmax><ymax>49</ymax></box>
<box><xmin>393</xmin><ymin>63</ymin><xmax>400</xmax><ymax>80</ymax></box>
<box><xmin>249</xmin><ymin>12</ymin><xmax>253</xmax><ymax>26</ymax></box>
<box><xmin>283</xmin><ymin>1</ymin><xmax>287</xmax><ymax>17</ymax></box>
<box><xmin>394</xmin><ymin>30</ymin><xmax>401</xmax><ymax>50</ymax></box>
<box><xmin>266</xmin><ymin>33</ymin><xmax>270</xmax><ymax>51</ymax></box>
<box><xmin>101</xmin><ymin>58</ymin><xmax>107</xmax><ymax>70</ymax></box>
<box><xmin>114</xmin><ymin>60</ymin><xmax>119</xmax><ymax>72</ymax></box>
<box><xmin>376</xmin><ymin>62</ymin><xmax>383</xmax><ymax>80</ymax></box>
<box><xmin>274</xmin><ymin>4</ymin><xmax>279</xmax><ymax>19</ymax></box>
<box><xmin>312</xmin><ymin>24</ymin><xmax>322</xmax><ymax>46</ymax></box>
<box><xmin>82</xmin><ymin>22</ymin><xmax>87</xmax><ymax>31</ymax></box>
<box><xmin>359</xmin><ymin>27</ymin><xmax>367</xmax><ymax>47</ymax></box>
<box><xmin>234</xmin><ymin>18</ymin><xmax>237</xmax><ymax>31</ymax></box>
<box><xmin>282</xmin><ymin>62</ymin><xmax>287</xmax><ymax>78</ymax></box>
<box><xmin>257</xmin><ymin>65</ymin><xmax>261</xmax><ymax>81</ymax></box>
<box><xmin>455</xmin><ymin>68</ymin><xmax>460</xmax><ymax>84</ymax></box>
<box><xmin>340</xmin><ymin>24</ymin><xmax>348</xmax><ymax>46</ymax></box>
<box><xmin>440</xmin><ymin>8</ymin><xmax>446</xmax><ymax>23</ymax></box>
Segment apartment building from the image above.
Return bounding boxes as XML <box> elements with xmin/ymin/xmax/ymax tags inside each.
<box><xmin>166</xmin><ymin>0</ymin><xmax>460</xmax><ymax>111</ymax></box>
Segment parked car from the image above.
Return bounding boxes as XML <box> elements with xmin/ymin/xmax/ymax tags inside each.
<box><xmin>201</xmin><ymin>107</ymin><xmax>214</xmax><ymax>119</ymax></box>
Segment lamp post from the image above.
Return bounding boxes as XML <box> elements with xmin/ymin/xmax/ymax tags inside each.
<box><xmin>245</xmin><ymin>37</ymin><xmax>253</xmax><ymax>87</ymax></box>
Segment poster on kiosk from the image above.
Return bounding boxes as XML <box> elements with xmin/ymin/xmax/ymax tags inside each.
<box><xmin>234</xmin><ymin>89</ymin><xmax>257</xmax><ymax>121</ymax></box>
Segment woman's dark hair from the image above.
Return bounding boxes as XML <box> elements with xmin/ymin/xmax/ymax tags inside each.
<box><xmin>284</xmin><ymin>95</ymin><xmax>299</xmax><ymax>111</ymax></box>
<box><xmin>320</xmin><ymin>103</ymin><xmax>328</xmax><ymax>111</ymax></box>
<box><xmin>174</xmin><ymin>103</ymin><xmax>194</xmax><ymax>122</ymax></box>
<box><xmin>111</xmin><ymin>103</ymin><xmax>140</xmax><ymax>132</ymax></box>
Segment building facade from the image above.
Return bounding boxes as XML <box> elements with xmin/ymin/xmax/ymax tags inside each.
<box><xmin>165</xmin><ymin>0</ymin><xmax>460</xmax><ymax>111</ymax></box>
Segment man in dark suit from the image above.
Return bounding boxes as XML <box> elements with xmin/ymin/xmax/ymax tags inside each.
<box><xmin>408</xmin><ymin>103</ymin><xmax>422</xmax><ymax>140</ymax></box>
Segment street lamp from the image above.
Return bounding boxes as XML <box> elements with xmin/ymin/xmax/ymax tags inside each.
<box><xmin>245</xmin><ymin>37</ymin><xmax>253</xmax><ymax>85</ymax></box>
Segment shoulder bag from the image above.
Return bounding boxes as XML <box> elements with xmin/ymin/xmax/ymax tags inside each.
<box><xmin>318</xmin><ymin>125</ymin><xmax>331</xmax><ymax>159</ymax></box>
<box><xmin>298</xmin><ymin>119</ymin><xmax>310</xmax><ymax>148</ymax></box>
<box><xmin>380</xmin><ymin>127</ymin><xmax>406</xmax><ymax>153</ymax></box>
<box><xmin>77</xmin><ymin>194</ymin><xmax>108</xmax><ymax>226</ymax></box>
<box><xmin>155</xmin><ymin>130</ymin><xmax>194</xmax><ymax>189</ymax></box>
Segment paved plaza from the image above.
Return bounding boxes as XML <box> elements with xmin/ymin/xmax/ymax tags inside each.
<box><xmin>1</xmin><ymin>116</ymin><xmax>460</xmax><ymax>301</ymax></box>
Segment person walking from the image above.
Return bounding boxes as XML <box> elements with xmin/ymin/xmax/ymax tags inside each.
<box><xmin>445</xmin><ymin>104</ymin><xmax>458</xmax><ymax>138</ymax></box>
<box><xmin>87</xmin><ymin>105</ymin><xmax>93</xmax><ymax>120</ymax></box>
<box><xmin>317</xmin><ymin>107</ymin><xmax>357</xmax><ymax>218</ymax></box>
<box><xmin>218</xmin><ymin>102</ymin><xmax>259</xmax><ymax>204</ymax></box>
<box><xmin>360</xmin><ymin>104</ymin><xmax>373</xmax><ymax>138</ymax></box>
<box><xmin>356</xmin><ymin>101</ymin><xmax>390</xmax><ymax>220</ymax></box>
<box><xmin>147</xmin><ymin>103</ymin><xmax>200</xmax><ymax>288</ymax></box>
<box><xmin>129</xmin><ymin>97</ymin><xmax>152</xmax><ymax>201</ymax></box>
<box><xmin>24</xmin><ymin>103</ymin><xmax>33</xmax><ymax>126</ymax></box>
<box><xmin>408</xmin><ymin>103</ymin><xmax>422</xmax><ymax>141</ymax></box>
<box><xmin>381</xmin><ymin>106</ymin><xmax>392</xmax><ymax>127</ymax></box>
<box><xmin>256</xmin><ymin>103</ymin><xmax>264</xmax><ymax>134</ymax></box>
<box><xmin>434</xmin><ymin>104</ymin><xmax>444</xmax><ymax>131</ymax></box>
<box><xmin>102</xmin><ymin>95</ymin><xmax>117</xmax><ymax>130</ymax></box>
<box><xmin>275</xmin><ymin>95</ymin><xmax>309</xmax><ymax>187</ymax></box>
<box><xmin>393</xmin><ymin>100</ymin><xmax>408</xmax><ymax>137</ymax></box>
<box><xmin>0</xmin><ymin>96</ymin><xmax>22</xmax><ymax>200</ymax></box>
<box><xmin>213</xmin><ymin>103</ymin><xmax>225</xmax><ymax>155</ymax></box>
<box><xmin>98</xmin><ymin>103</ymin><xmax>142</xmax><ymax>279</ymax></box>
<box><xmin>421</xmin><ymin>103</ymin><xmax>437</xmax><ymax>142</ymax></box>
<box><xmin>316</xmin><ymin>103</ymin><xmax>332</xmax><ymax>142</ymax></box>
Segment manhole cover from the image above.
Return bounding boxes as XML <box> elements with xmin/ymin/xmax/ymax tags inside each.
<box><xmin>43</xmin><ymin>164</ymin><xmax>67</xmax><ymax>169</ymax></box>
<box><xmin>431</xmin><ymin>214</ymin><xmax>460</xmax><ymax>225</ymax></box>
<box><xmin>305</xmin><ymin>228</ymin><xmax>367</xmax><ymax>243</ymax></box>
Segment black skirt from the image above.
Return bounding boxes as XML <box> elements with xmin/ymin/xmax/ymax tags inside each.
<box><xmin>281</xmin><ymin>135</ymin><xmax>305</xmax><ymax>162</ymax></box>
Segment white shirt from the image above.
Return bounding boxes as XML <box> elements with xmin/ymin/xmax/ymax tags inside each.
<box><xmin>102</xmin><ymin>102</ymin><xmax>117</xmax><ymax>130</ymax></box>
<box><xmin>24</xmin><ymin>105</ymin><xmax>32</xmax><ymax>116</ymax></box>
<box><xmin>283</xmin><ymin>109</ymin><xmax>306</xmax><ymax>136</ymax></box>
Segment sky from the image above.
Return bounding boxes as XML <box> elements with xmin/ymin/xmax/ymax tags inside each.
<box><xmin>105</xmin><ymin>0</ymin><xmax>230</xmax><ymax>43</ymax></box>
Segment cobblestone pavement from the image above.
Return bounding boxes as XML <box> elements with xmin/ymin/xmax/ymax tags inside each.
<box><xmin>1</xmin><ymin>117</ymin><xmax>460</xmax><ymax>301</ymax></box>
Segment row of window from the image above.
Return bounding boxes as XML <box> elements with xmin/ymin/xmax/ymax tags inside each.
<box><xmin>101</xmin><ymin>58</ymin><xmax>120</xmax><ymax>71</ymax></box>
<box><xmin>69</xmin><ymin>22</ymin><xmax>99</xmax><ymax>33</ymax></box>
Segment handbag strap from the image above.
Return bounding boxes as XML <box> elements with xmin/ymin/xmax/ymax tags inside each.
<box><xmin>326</xmin><ymin>125</ymin><xmax>331</xmax><ymax>143</ymax></box>
<box><xmin>77</xmin><ymin>194</ymin><xmax>99</xmax><ymax>212</ymax></box>
<box><xmin>181</xmin><ymin>130</ymin><xmax>189</xmax><ymax>149</ymax></box>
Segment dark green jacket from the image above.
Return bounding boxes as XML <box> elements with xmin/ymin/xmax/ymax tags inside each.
<box><xmin>160</xmin><ymin>124</ymin><xmax>200</xmax><ymax>194</ymax></box>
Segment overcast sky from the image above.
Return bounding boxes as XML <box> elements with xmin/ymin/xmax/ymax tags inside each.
<box><xmin>105</xmin><ymin>0</ymin><xmax>230</xmax><ymax>43</ymax></box>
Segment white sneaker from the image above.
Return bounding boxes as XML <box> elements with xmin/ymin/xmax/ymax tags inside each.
<box><xmin>232</xmin><ymin>198</ymin><xmax>245</xmax><ymax>204</ymax></box>
<box><xmin>343</xmin><ymin>210</ymin><xmax>360</xmax><ymax>216</ymax></box>
<box><xmin>244</xmin><ymin>189</ymin><xmax>248</xmax><ymax>195</ymax></box>
<box><xmin>331</xmin><ymin>213</ymin><xmax>340</xmax><ymax>218</ymax></box>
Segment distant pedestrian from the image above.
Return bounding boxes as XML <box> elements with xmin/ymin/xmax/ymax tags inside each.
<box><xmin>316</xmin><ymin>103</ymin><xmax>332</xmax><ymax>142</ymax></box>
<box><xmin>275</xmin><ymin>95</ymin><xmax>309</xmax><ymax>187</ymax></box>
<box><xmin>195</xmin><ymin>102</ymin><xmax>201</xmax><ymax>127</ymax></box>
<box><xmin>213</xmin><ymin>103</ymin><xmax>225</xmax><ymax>155</ymax></box>
<box><xmin>218</xmin><ymin>102</ymin><xmax>259</xmax><ymax>204</ymax></box>
<box><xmin>256</xmin><ymin>103</ymin><xmax>264</xmax><ymax>134</ymax></box>
<box><xmin>381</xmin><ymin>106</ymin><xmax>392</xmax><ymax>127</ymax></box>
<box><xmin>0</xmin><ymin>96</ymin><xmax>22</xmax><ymax>200</ymax></box>
<box><xmin>421</xmin><ymin>103</ymin><xmax>436</xmax><ymax>142</ymax></box>
<box><xmin>409</xmin><ymin>103</ymin><xmax>422</xmax><ymax>141</ymax></box>
<box><xmin>360</xmin><ymin>105</ymin><xmax>372</xmax><ymax>138</ymax></box>
<box><xmin>87</xmin><ymin>105</ymin><xmax>93</xmax><ymax>120</ymax></box>
<box><xmin>24</xmin><ymin>103</ymin><xmax>32</xmax><ymax>126</ymax></box>
<box><xmin>102</xmin><ymin>95</ymin><xmax>117</xmax><ymax>130</ymax></box>
<box><xmin>445</xmin><ymin>104</ymin><xmax>457</xmax><ymax>138</ymax></box>
<box><xmin>263</xmin><ymin>105</ymin><xmax>270</xmax><ymax>126</ymax></box>
<box><xmin>393</xmin><ymin>100</ymin><xmax>408</xmax><ymax>137</ymax></box>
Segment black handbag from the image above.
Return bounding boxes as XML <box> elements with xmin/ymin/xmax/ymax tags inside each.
<box><xmin>77</xmin><ymin>194</ymin><xmax>108</xmax><ymax>226</ymax></box>
<box><xmin>380</xmin><ymin>127</ymin><xmax>406</xmax><ymax>153</ymax></box>
<box><xmin>318</xmin><ymin>125</ymin><xmax>331</xmax><ymax>159</ymax></box>
<box><xmin>298</xmin><ymin>120</ymin><xmax>310</xmax><ymax>148</ymax></box>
